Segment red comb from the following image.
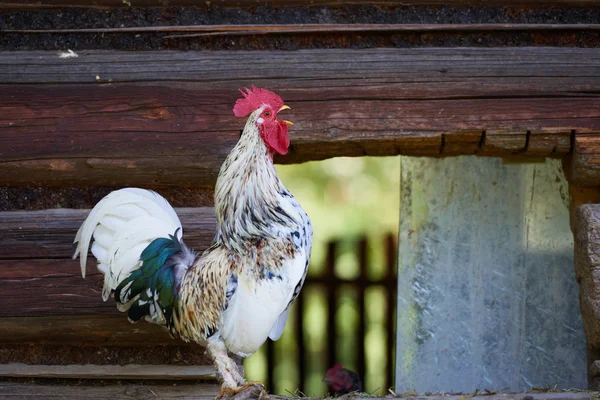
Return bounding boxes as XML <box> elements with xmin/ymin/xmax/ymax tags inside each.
<box><xmin>326</xmin><ymin>364</ymin><xmax>344</xmax><ymax>373</ymax></box>
<box><xmin>233</xmin><ymin>86</ymin><xmax>284</xmax><ymax>118</ymax></box>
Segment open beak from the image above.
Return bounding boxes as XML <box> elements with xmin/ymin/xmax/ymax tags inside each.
<box><xmin>279</xmin><ymin>105</ymin><xmax>293</xmax><ymax>126</ymax></box>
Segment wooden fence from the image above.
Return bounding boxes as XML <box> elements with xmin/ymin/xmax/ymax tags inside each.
<box><xmin>263</xmin><ymin>233</ymin><xmax>398</xmax><ymax>395</ymax></box>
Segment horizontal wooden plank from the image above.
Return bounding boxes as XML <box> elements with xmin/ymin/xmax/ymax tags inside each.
<box><xmin>1</xmin><ymin>48</ymin><xmax>594</xmax><ymax>186</ymax></box>
<box><xmin>527</xmin><ymin>130</ymin><xmax>572</xmax><ymax>156</ymax></box>
<box><xmin>481</xmin><ymin>129</ymin><xmax>528</xmax><ymax>156</ymax></box>
<box><xmin>1</xmin><ymin>0</ymin><xmax>598</xmax><ymax>8</ymax></box>
<box><xmin>0</xmin><ymin>207</ymin><xmax>216</xmax><ymax>259</ymax></box>
<box><xmin>0</xmin><ymin>258</ymin><xmax>150</xmax><ymax>316</ymax></box>
<box><xmin>565</xmin><ymin>134</ymin><xmax>600</xmax><ymax>187</ymax></box>
<box><xmin>0</xmin><ymin>186</ymin><xmax>214</xmax><ymax>212</ymax></box>
<box><xmin>0</xmin><ymin>383</ymin><xmax>219</xmax><ymax>400</ymax></box>
<box><xmin>0</xmin><ymin>363</ymin><xmax>216</xmax><ymax>380</ymax></box>
<box><xmin>0</xmin><ymin>315</ymin><xmax>193</xmax><ymax>345</ymax></box>
<box><xmin>5</xmin><ymin>23</ymin><xmax>600</xmax><ymax>36</ymax></box>
<box><xmin>0</xmin><ymin>343</ymin><xmax>212</xmax><ymax>365</ymax></box>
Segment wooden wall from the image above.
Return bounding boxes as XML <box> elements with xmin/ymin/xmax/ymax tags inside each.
<box><xmin>2</xmin><ymin>0</ymin><xmax>600</xmax><ymax>395</ymax></box>
<box><xmin>1</xmin><ymin>48</ymin><xmax>599</xmax><ymax>187</ymax></box>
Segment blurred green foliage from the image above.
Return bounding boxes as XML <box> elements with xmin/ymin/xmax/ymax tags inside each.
<box><xmin>245</xmin><ymin>156</ymin><xmax>400</xmax><ymax>397</ymax></box>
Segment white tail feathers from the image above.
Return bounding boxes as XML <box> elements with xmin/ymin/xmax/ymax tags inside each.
<box><xmin>73</xmin><ymin>188</ymin><xmax>183</xmax><ymax>301</ymax></box>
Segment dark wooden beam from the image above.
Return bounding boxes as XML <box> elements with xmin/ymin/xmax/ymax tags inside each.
<box><xmin>1</xmin><ymin>48</ymin><xmax>594</xmax><ymax>187</ymax></box>
<box><xmin>0</xmin><ymin>363</ymin><xmax>216</xmax><ymax>379</ymax></box>
<box><xmin>565</xmin><ymin>134</ymin><xmax>600</xmax><ymax>188</ymax></box>
<box><xmin>4</xmin><ymin>23</ymin><xmax>600</xmax><ymax>36</ymax></box>
<box><xmin>1</xmin><ymin>0</ymin><xmax>599</xmax><ymax>8</ymax></box>
<box><xmin>0</xmin><ymin>258</ymin><xmax>168</xmax><ymax>316</ymax></box>
<box><xmin>0</xmin><ymin>343</ymin><xmax>212</xmax><ymax>364</ymax></box>
<box><xmin>0</xmin><ymin>314</ymin><xmax>188</xmax><ymax>345</ymax></box>
<box><xmin>0</xmin><ymin>383</ymin><xmax>219</xmax><ymax>399</ymax></box>
<box><xmin>527</xmin><ymin>130</ymin><xmax>572</xmax><ymax>156</ymax></box>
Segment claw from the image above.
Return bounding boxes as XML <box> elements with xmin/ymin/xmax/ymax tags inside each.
<box><xmin>217</xmin><ymin>386</ymin><xmax>234</xmax><ymax>399</ymax></box>
<box><xmin>218</xmin><ymin>382</ymin><xmax>266</xmax><ymax>399</ymax></box>
<box><xmin>242</xmin><ymin>381</ymin><xmax>265</xmax><ymax>390</ymax></box>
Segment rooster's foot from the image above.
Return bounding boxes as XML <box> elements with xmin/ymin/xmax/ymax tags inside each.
<box><xmin>217</xmin><ymin>382</ymin><xmax>266</xmax><ymax>399</ymax></box>
<box><xmin>208</xmin><ymin>338</ymin><xmax>246</xmax><ymax>389</ymax></box>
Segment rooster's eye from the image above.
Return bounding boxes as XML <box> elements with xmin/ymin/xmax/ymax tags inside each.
<box><xmin>264</xmin><ymin>111</ymin><xmax>271</xmax><ymax>117</ymax></box>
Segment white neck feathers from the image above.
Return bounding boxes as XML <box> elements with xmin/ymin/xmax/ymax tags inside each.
<box><xmin>214</xmin><ymin>110</ymin><xmax>292</xmax><ymax>252</ymax></box>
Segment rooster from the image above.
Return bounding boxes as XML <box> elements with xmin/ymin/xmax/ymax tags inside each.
<box><xmin>323</xmin><ymin>364</ymin><xmax>363</xmax><ymax>396</ymax></box>
<box><xmin>72</xmin><ymin>87</ymin><xmax>312</xmax><ymax>397</ymax></box>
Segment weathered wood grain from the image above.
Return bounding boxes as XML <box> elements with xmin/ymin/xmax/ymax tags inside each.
<box><xmin>0</xmin><ymin>382</ymin><xmax>219</xmax><ymax>400</ymax></box>
<box><xmin>0</xmin><ymin>207</ymin><xmax>216</xmax><ymax>259</ymax></box>
<box><xmin>0</xmin><ymin>343</ymin><xmax>211</xmax><ymax>365</ymax></box>
<box><xmin>0</xmin><ymin>258</ymin><xmax>155</xmax><ymax>316</ymax></box>
<box><xmin>0</xmin><ymin>363</ymin><xmax>216</xmax><ymax>379</ymax></box>
<box><xmin>1</xmin><ymin>48</ymin><xmax>593</xmax><ymax>186</ymax></box>
<box><xmin>527</xmin><ymin>130</ymin><xmax>572</xmax><ymax>156</ymax></box>
<box><xmin>566</xmin><ymin>134</ymin><xmax>600</xmax><ymax>187</ymax></box>
<box><xmin>480</xmin><ymin>129</ymin><xmax>528</xmax><ymax>156</ymax></box>
<box><xmin>0</xmin><ymin>315</ymin><xmax>188</xmax><ymax>345</ymax></box>
<box><xmin>0</xmin><ymin>186</ymin><xmax>215</xmax><ymax>212</ymax></box>
<box><xmin>1</xmin><ymin>0</ymin><xmax>598</xmax><ymax>8</ymax></box>
<box><xmin>442</xmin><ymin>130</ymin><xmax>481</xmax><ymax>155</ymax></box>
<box><xmin>5</xmin><ymin>23</ymin><xmax>600</xmax><ymax>36</ymax></box>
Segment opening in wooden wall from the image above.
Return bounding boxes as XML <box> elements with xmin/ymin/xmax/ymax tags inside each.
<box><xmin>244</xmin><ymin>156</ymin><xmax>400</xmax><ymax>397</ymax></box>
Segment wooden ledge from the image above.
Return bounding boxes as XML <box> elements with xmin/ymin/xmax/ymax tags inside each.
<box><xmin>0</xmin><ymin>315</ymin><xmax>188</xmax><ymax>345</ymax></box>
<box><xmin>0</xmin><ymin>363</ymin><xmax>216</xmax><ymax>380</ymax></box>
<box><xmin>5</xmin><ymin>24</ymin><xmax>600</xmax><ymax>35</ymax></box>
<box><xmin>0</xmin><ymin>382</ymin><xmax>220</xmax><ymax>399</ymax></box>
<box><xmin>1</xmin><ymin>0</ymin><xmax>599</xmax><ymax>8</ymax></box>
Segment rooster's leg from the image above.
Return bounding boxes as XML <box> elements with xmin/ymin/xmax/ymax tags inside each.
<box><xmin>207</xmin><ymin>337</ymin><xmax>245</xmax><ymax>397</ymax></box>
<box><xmin>231</xmin><ymin>353</ymin><xmax>245</xmax><ymax>378</ymax></box>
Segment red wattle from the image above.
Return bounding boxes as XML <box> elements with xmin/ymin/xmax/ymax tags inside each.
<box><xmin>263</xmin><ymin>121</ymin><xmax>290</xmax><ymax>156</ymax></box>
